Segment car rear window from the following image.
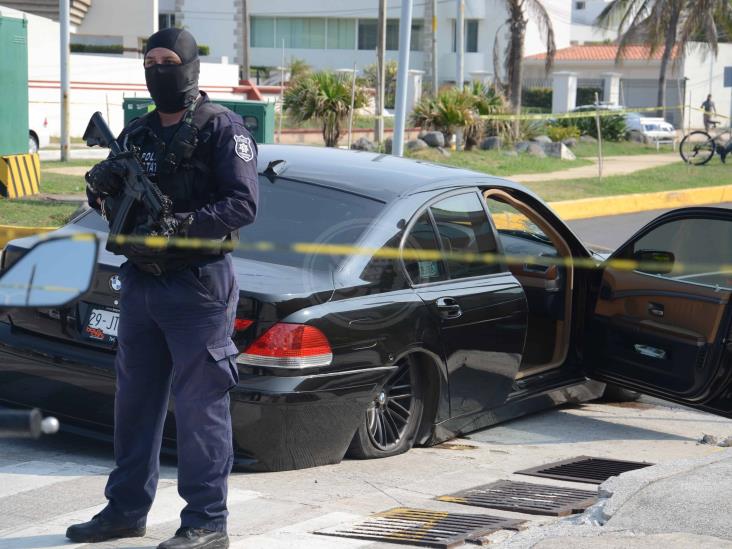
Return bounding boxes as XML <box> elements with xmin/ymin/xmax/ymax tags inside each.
<box><xmin>73</xmin><ymin>177</ymin><xmax>384</xmax><ymax>271</ymax></box>
<box><xmin>238</xmin><ymin>177</ymin><xmax>385</xmax><ymax>269</ymax></box>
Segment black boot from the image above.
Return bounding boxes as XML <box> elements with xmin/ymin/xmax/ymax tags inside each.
<box><xmin>157</xmin><ymin>527</ymin><xmax>229</xmax><ymax>549</ymax></box>
<box><xmin>66</xmin><ymin>515</ymin><xmax>146</xmax><ymax>543</ymax></box>
<box><xmin>720</xmin><ymin>147</ymin><xmax>728</xmax><ymax>164</ymax></box>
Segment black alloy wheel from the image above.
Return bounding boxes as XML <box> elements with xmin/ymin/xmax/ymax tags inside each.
<box><xmin>347</xmin><ymin>357</ymin><xmax>425</xmax><ymax>459</ymax></box>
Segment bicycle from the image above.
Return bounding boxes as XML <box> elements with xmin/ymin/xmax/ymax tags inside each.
<box><xmin>679</xmin><ymin>120</ymin><xmax>730</xmax><ymax>165</ymax></box>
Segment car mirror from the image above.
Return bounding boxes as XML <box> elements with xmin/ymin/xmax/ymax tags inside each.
<box><xmin>633</xmin><ymin>249</ymin><xmax>675</xmax><ymax>275</ymax></box>
<box><xmin>0</xmin><ymin>235</ymin><xmax>98</xmax><ymax>308</ymax></box>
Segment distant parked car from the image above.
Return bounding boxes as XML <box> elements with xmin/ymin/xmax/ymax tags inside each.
<box><xmin>572</xmin><ymin>103</ymin><xmax>625</xmax><ymax>113</ymax></box>
<box><xmin>625</xmin><ymin>113</ymin><xmax>676</xmax><ymax>145</ymax></box>
<box><xmin>28</xmin><ymin>105</ymin><xmax>51</xmax><ymax>153</ymax></box>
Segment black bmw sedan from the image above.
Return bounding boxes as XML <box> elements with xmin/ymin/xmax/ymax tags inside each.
<box><xmin>2</xmin><ymin>145</ymin><xmax>732</xmax><ymax>471</ymax></box>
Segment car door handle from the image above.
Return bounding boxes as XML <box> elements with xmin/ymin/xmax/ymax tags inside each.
<box><xmin>436</xmin><ymin>297</ymin><xmax>462</xmax><ymax>319</ymax></box>
<box><xmin>648</xmin><ymin>302</ymin><xmax>664</xmax><ymax>317</ymax></box>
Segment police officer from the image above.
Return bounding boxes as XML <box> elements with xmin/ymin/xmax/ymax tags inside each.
<box><xmin>66</xmin><ymin>28</ymin><xmax>257</xmax><ymax>549</ymax></box>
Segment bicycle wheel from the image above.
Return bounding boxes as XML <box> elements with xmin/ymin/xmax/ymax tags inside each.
<box><xmin>680</xmin><ymin>131</ymin><xmax>716</xmax><ymax>165</ymax></box>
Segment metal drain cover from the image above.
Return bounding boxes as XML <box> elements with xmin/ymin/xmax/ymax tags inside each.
<box><xmin>315</xmin><ymin>507</ymin><xmax>523</xmax><ymax>548</ymax></box>
<box><xmin>515</xmin><ymin>456</ymin><xmax>653</xmax><ymax>484</ymax></box>
<box><xmin>437</xmin><ymin>480</ymin><xmax>597</xmax><ymax>516</ymax></box>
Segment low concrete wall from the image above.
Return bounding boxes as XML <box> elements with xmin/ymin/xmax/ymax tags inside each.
<box><xmin>279</xmin><ymin>127</ymin><xmax>421</xmax><ymax>146</ymax></box>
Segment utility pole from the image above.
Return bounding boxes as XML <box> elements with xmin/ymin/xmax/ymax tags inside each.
<box><xmin>375</xmin><ymin>0</ymin><xmax>386</xmax><ymax>144</ymax></box>
<box><xmin>431</xmin><ymin>0</ymin><xmax>438</xmax><ymax>96</ymax></box>
<box><xmin>455</xmin><ymin>0</ymin><xmax>464</xmax><ymax>150</ymax></box>
<box><xmin>392</xmin><ymin>0</ymin><xmax>414</xmax><ymax>156</ymax></box>
<box><xmin>241</xmin><ymin>0</ymin><xmax>251</xmax><ymax>81</ymax></box>
<box><xmin>455</xmin><ymin>0</ymin><xmax>464</xmax><ymax>89</ymax></box>
<box><xmin>60</xmin><ymin>0</ymin><xmax>70</xmax><ymax>162</ymax></box>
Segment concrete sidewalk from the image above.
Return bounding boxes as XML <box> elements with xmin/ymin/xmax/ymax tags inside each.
<box><xmin>494</xmin><ymin>450</ymin><xmax>732</xmax><ymax>548</ymax></box>
<box><xmin>512</xmin><ymin>153</ymin><xmax>680</xmax><ymax>183</ymax></box>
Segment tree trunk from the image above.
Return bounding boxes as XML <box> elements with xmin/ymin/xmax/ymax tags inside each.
<box><xmin>507</xmin><ymin>3</ymin><xmax>526</xmax><ymax>140</ymax></box>
<box><xmin>323</xmin><ymin>118</ymin><xmax>341</xmax><ymax>147</ymax></box>
<box><xmin>375</xmin><ymin>0</ymin><xmax>387</xmax><ymax>144</ymax></box>
<box><xmin>657</xmin><ymin>6</ymin><xmax>680</xmax><ymax>120</ymax></box>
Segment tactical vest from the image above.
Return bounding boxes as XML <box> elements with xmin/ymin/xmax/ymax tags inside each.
<box><xmin>116</xmin><ymin>97</ymin><xmax>231</xmax><ymax>266</ymax></box>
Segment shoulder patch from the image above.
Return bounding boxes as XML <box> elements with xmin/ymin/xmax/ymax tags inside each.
<box><xmin>233</xmin><ymin>134</ymin><xmax>254</xmax><ymax>162</ymax></box>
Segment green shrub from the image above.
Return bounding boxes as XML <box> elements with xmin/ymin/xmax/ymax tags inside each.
<box><xmin>576</xmin><ymin>87</ymin><xmax>603</xmax><ymax>106</ymax></box>
<box><xmin>522</xmin><ymin>88</ymin><xmax>552</xmax><ymax>111</ymax></box>
<box><xmin>555</xmin><ymin>113</ymin><xmax>627</xmax><ymax>142</ymax></box>
<box><xmin>70</xmin><ymin>44</ymin><xmax>123</xmax><ymax>54</ymax></box>
<box><xmin>546</xmin><ymin>125</ymin><xmax>580</xmax><ymax>142</ymax></box>
<box><xmin>198</xmin><ymin>45</ymin><xmax>211</xmax><ymax>56</ymax></box>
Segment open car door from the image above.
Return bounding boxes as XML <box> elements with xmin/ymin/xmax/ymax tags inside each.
<box><xmin>586</xmin><ymin>207</ymin><xmax>732</xmax><ymax>418</ymax></box>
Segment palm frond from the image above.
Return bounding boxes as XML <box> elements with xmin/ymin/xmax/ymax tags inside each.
<box><xmin>524</xmin><ymin>0</ymin><xmax>557</xmax><ymax>74</ymax></box>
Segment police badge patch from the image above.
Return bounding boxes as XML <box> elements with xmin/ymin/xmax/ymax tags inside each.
<box><xmin>233</xmin><ymin>135</ymin><xmax>253</xmax><ymax>162</ymax></box>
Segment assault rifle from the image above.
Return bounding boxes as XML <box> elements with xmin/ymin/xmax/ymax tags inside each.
<box><xmin>82</xmin><ymin>112</ymin><xmax>176</xmax><ymax>251</ymax></box>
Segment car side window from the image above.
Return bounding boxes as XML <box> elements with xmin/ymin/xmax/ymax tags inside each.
<box><xmin>430</xmin><ymin>193</ymin><xmax>499</xmax><ymax>279</ymax></box>
<box><xmin>624</xmin><ymin>217</ymin><xmax>732</xmax><ymax>289</ymax></box>
<box><xmin>403</xmin><ymin>213</ymin><xmax>448</xmax><ymax>284</ymax></box>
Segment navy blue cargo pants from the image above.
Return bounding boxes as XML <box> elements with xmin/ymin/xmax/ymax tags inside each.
<box><xmin>98</xmin><ymin>254</ymin><xmax>240</xmax><ymax>532</ymax></box>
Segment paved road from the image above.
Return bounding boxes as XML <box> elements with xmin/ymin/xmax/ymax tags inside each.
<box><xmin>0</xmin><ymin>399</ymin><xmax>729</xmax><ymax>548</ymax></box>
<box><xmin>568</xmin><ymin>202</ymin><xmax>732</xmax><ymax>250</ymax></box>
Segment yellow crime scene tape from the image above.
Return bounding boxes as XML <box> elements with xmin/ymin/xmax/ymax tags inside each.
<box><xmin>3</xmin><ymin>222</ymin><xmax>732</xmax><ymax>296</ymax></box>
<box><xmin>100</xmin><ymin>232</ymin><xmax>732</xmax><ymax>282</ymax></box>
<box><xmin>481</xmin><ymin>104</ymin><xmax>687</xmax><ymax>122</ymax></box>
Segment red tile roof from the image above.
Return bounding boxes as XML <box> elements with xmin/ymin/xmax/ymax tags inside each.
<box><xmin>527</xmin><ymin>44</ymin><xmax>679</xmax><ymax>62</ymax></box>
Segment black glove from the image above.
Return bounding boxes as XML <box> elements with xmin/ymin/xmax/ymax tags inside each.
<box><xmin>85</xmin><ymin>157</ymin><xmax>129</xmax><ymax>196</ymax></box>
<box><xmin>126</xmin><ymin>213</ymin><xmax>194</xmax><ymax>257</ymax></box>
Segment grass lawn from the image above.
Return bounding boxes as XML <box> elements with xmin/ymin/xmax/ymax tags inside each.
<box><xmin>0</xmin><ymin>200</ymin><xmax>79</xmax><ymax>226</ymax></box>
<box><xmin>407</xmin><ymin>148</ymin><xmax>593</xmax><ymax>177</ymax></box>
<box><xmin>572</xmin><ymin>140</ymin><xmax>675</xmax><ymax>158</ymax></box>
<box><xmin>526</xmin><ymin>161</ymin><xmax>732</xmax><ymax>202</ymax></box>
<box><xmin>40</xmin><ymin>160</ymin><xmax>91</xmax><ymax>195</ymax></box>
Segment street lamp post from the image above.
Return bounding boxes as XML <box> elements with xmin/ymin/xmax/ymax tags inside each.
<box><xmin>392</xmin><ymin>0</ymin><xmax>414</xmax><ymax>157</ymax></box>
<box><xmin>60</xmin><ymin>0</ymin><xmax>70</xmax><ymax>162</ymax></box>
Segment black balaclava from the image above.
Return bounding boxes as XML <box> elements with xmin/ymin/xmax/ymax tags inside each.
<box><xmin>144</xmin><ymin>28</ymin><xmax>200</xmax><ymax>113</ymax></box>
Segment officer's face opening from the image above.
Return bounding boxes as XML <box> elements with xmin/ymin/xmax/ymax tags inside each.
<box><xmin>144</xmin><ymin>48</ymin><xmax>182</xmax><ymax>69</ymax></box>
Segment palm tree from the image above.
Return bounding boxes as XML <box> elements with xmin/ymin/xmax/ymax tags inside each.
<box><xmin>283</xmin><ymin>71</ymin><xmax>368</xmax><ymax>147</ymax></box>
<box><xmin>597</xmin><ymin>0</ymin><xmax>732</xmax><ymax>117</ymax></box>
<box><xmin>492</xmin><ymin>1</ymin><xmax>556</xmax><ymax>134</ymax></box>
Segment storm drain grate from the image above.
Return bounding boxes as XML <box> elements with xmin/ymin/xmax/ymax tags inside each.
<box><xmin>515</xmin><ymin>456</ymin><xmax>653</xmax><ymax>485</ymax></box>
<box><xmin>437</xmin><ymin>480</ymin><xmax>597</xmax><ymax>517</ymax></box>
<box><xmin>315</xmin><ymin>507</ymin><xmax>524</xmax><ymax>548</ymax></box>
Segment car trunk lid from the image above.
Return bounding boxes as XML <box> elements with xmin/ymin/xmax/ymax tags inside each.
<box><xmin>3</xmin><ymin>233</ymin><xmax>335</xmax><ymax>353</ymax></box>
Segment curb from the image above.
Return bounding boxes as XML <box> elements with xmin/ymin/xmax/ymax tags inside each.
<box><xmin>597</xmin><ymin>448</ymin><xmax>732</xmax><ymax>521</ymax></box>
<box><xmin>0</xmin><ymin>226</ymin><xmax>56</xmax><ymax>249</ymax></box>
<box><xmin>548</xmin><ymin>184</ymin><xmax>732</xmax><ymax>221</ymax></box>
<box><xmin>1</xmin><ymin>185</ymin><xmax>730</xmax><ymax>250</ymax></box>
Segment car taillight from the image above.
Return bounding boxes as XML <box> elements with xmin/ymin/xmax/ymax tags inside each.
<box><xmin>236</xmin><ymin>323</ymin><xmax>332</xmax><ymax>368</ymax></box>
<box><xmin>234</xmin><ymin>318</ymin><xmax>253</xmax><ymax>331</ymax></box>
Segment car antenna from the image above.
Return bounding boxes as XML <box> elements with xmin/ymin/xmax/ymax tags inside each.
<box><xmin>262</xmin><ymin>160</ymin><xmax>287</xmax><ymax>182</ymax></box>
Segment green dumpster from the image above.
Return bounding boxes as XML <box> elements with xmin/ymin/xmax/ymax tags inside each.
<box><xmin>123</xmin><ymin>97</ymin><xmax>275</xmax><ymax>144</ymax></box>
<box><xmin>0</xmin><ymin>14</ymin><xmax>29</xmax><ymax>157</ymax></box>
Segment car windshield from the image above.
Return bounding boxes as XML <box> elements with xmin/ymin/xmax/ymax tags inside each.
<box><xmin>73</xmin><ymin>177</ymin><xmax>385</xmax><ymax>271</ymax></box>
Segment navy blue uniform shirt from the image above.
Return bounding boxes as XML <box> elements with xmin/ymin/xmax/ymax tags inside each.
<box><xmin>87</xmin><ymin>93</ymin><xmax>258</xmax><ymax>241</ymax></box>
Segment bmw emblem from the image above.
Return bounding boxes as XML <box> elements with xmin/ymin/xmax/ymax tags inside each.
<box><xmin>109</xmin><ymin>275</ymin><xmax>122</xmax><ymax>292</ymax></box>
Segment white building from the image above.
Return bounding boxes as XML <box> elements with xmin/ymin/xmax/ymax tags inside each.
<box><xmin>0</xmin><ymin>4</ymin><xmax>241</xmax><ymax>138</ymax></box>
<box><xmin>570</xmin><ymin>0</ymin><xmax>617</xmax><ymax>44</ymax></box>
<box><xmin>524</xmin><ymin>43</ymin><xmax>732</xmax><ymax>127</ymax></box>
<box><xmin>170</xmin><ymin>0</ymin><xmax>573</xmax><ymax>85</ymax></box>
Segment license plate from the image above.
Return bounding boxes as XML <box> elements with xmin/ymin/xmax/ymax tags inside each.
<box><xmin>84</xmin><ymin>308</ymin><xmax>120</xmax><ymax>342</ymax></box>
